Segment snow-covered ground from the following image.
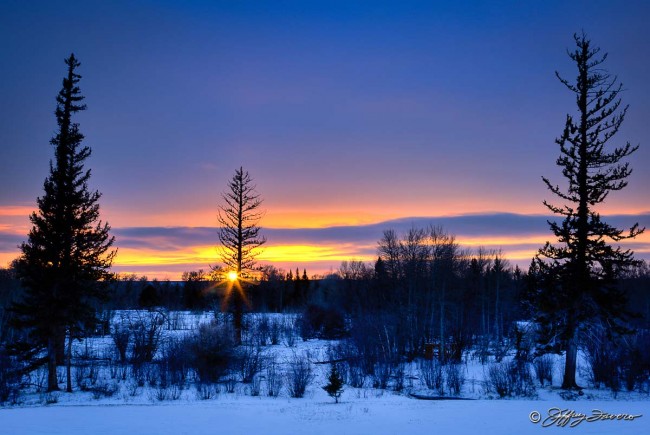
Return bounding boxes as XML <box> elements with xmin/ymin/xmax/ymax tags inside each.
<box><xmin>2</xmin><ymin>310</ymin><xmax>648</xmax><ymax>434</ymax></box>
<box><xmin>2</xmin><ymin>395</ymin><xmax>648</xmax><ymax>434</ymax></box>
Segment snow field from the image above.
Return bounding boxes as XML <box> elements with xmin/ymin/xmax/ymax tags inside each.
<box><xmin>1</xmin><ymin>310</ymin><xmax>648</xmax><ymax>434</ymax></box>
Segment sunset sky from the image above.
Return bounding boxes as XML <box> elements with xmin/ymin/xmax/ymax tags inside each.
<box><xmin>1</xmin><ymin>1</ymin><xmax>649</xmax><ymax>279</ymax></box>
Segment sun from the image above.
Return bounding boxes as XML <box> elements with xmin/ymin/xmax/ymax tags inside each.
<box><xmin>227</xmin><ymin>271</ymin><xmax>238</xmax><ymax>282</ymax></box>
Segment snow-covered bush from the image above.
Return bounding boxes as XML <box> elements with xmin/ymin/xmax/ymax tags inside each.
<box><xmin>485</xmin><ymin>361</ymin><xmax>535</xmax><ymax>398</ymax></box>
<box><xmin>195</xmin><ymin>383</ymin><xmax>218</xmax><ymax>400</ymax></box>
<box><xmin>0</xmin><ymin>350</ymin><xmax>21</xmax><ymax>404</ymax></box>
<box><xmin>622</xmin><ymin>331</ymin><xmax>650</xmax><ymax>392</ymax></box>
<box><xmin>266</xmin><ymin>359</ymin><xmax>283</xmax><ymax>397</ymax></box>
<box><xmin>485</xmin><ymin>363</ymin><xmax>511</xmax><ymax>397</ymax></box>
<box><xmin>392</xmin><ymin>362</ymin><xmax>406</xmax><ymax>392</ymax></box>
<box><xmin>249</xmin><ymin>374</ymin><xmax>262</xmax><ymax>396</ymax></box>
<box><xmin>130</xmin><ymin>311</ymin><xmax>165</xmax><ymax>364</ymax></box>
<box><xmin>419</xmin><ymin>359</ymin><xmax>444</xmax><ymax>394</ymax></box>
<box><xmin>251</xmin><ymin>315</ymin><xmax>271</xmax><ymax>346</ymax></box>
<box><xmin>269</xmin><ymin>319</ymin><xmax>281</xmax><ymax>345</ymax></box>
<box><xmin>583</xmin><ymin>334</ymin><xmax>620</xmax><ymax>391</ymax></box>
<box><xmin>299</xmin><ymin>304</ymin><xmax>346</xmax><ymax>340</ymax></box>
<box><xmin>150</xmin><ymin>383</ymin><xmax>181</xmax><ymax>401</ymax></box>
<box><xmin>372</xmin><ymin>361</ymin><xmax>391</xmax><ymax>390</ymax></box>
<box><xmin>282</xmin><ymin>317</ymin><xmax>297</xmax><ymax>347</ymax></box>
<box><xmin>159</xmin><ymin>337</ymin><xmax>190</xmax><ymax>387</ymax></box>
<box><xmin>186</xmin><ymin>322</ymin><xmax>235</xmax><ymax>384</ymax></box>
<box><xmin>533</xmin><ymin>355</ymin><xmax>554</xmax><ymax>387</ymax></box>
<box><xmin>347</xmin><ymin>363</ymin><xmax>365</xmax><ymax>388</ymax></box>
<box><xmin>90</xmin><ymin>380</ymin><xmax>118</xmax><ymax>399</ymax></box>
<box><xmin>286</xmin><ymin>352</ymin><xmax>313</xmax><ymax>398</ymax></box>
<box><xmin>111</xmin><ymin>327</ymin><xmax>130</xmax><ymax>363</ymax></box>
<box><xmin>235</xmin><ymin>345</ymin><xmax>263</xmax><ymax>384</ymax></box>
<box><xmin>445</xmin><ymin>363</ymin><xmax>465</xmax><ymax>395</ymax></box>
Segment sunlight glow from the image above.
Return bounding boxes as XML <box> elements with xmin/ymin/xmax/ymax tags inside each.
<box><xmin>227</xmin><ymin>271</ymin><xmax>238</xmax><ymax>282</ymax></box>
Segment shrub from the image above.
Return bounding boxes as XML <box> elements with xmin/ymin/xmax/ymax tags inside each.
<box><xmin>486</xmin><ymin>363</ymin><xmax>511</xmax><ymax>398</ymax></box>
<box><xmin>286</xmin><ymin>352</ymin><xmax>313</xmax><ymax>398</ymax></box>
<box><xmin>130</xmin><ymin>311</ymin><xmax>165</xmax><ymax>364</ymax></box>
<box><xmin>372</xmin><ymin>361</ymin><xmax>392</xmax><ymax>390</ymax></box>
<box><xmin>513</xmin><ymin>323</ymin><xmax>534</xmax><ymax>362</ymax></box>
<box><xmin>224</xmin><ymin>376</ymin><xmax>237</xmax><ymax>393</ymax></box>
<box><xmin>41</xmin><ymin>392</ymin><xmax>59</xmax><ymax>405</ymax></box>
<box><xmin>149</xmin><ymin>384</ymin><xmax>181</xmax><ymax>402</ymax></box>
<box><xmin>0</xmin><ymin>350</ymin><xmax>21</xmax><ymax>404</ymax></box>
<box><xmin>235</xmin><ymin>345</ymin><xmax>263</xmax><ymax>384</ymax></box>
<box><xmin>74</xmin><ymin>362</ymin><xmax>99</xmax><ymax>391</ymax></box>
<box><xmin>266</xmin><ymin>360</ymin><xmax>283</xmax><ymax>397</ymax></box>
<box><xmin>533</xmin><ymin>355</ymin><xmax>554</xmax><ymax>387</ymax></box>
<box><xmin>252</xmin><ymin>315</ymin><xmax>270</xmax><ymax>346</ymax></box>
<box><xmin>250</xmin><ymin>374</ymin><xmax>261</xmax><ymax>396</ymax></box>
<box><xmin>584</xmin><ymin>335</ymin><xmax>620</xmax><ymax>391</ymax></box>
<box><xmin>392</xmin><ymin>362</ymin><xmax>406</xmax><ymax>392</ymax></box>
<box><xmin>347</xmin><ymin>313</ymin><xmax>398</xmax><ymax>376</ymax></box>
<box><xmin>187</xmin><ymin>323</ymin><xmax>235</xmax><ymax>384</ymax></box>
<box><xmin>445</xmin><ymin>363</ymin><xmax>465</xmax><ymax>396</ymax></box>
<box><xmin>196</xmin><ymin>383</ymin><xmax>218</xmax><ymax>400</ymax></box>
<box><xmin>348</xmin><ymin>363</ymin><xmax>365</xmax><ymax>388</ymax></box>
<box><xmin>299</xmin><ymin>304</ymin><xmax>346</xmax><ymax>340</ymax></box>
<box><xmin>282</xmin><ymin>318</ymin><xmax>297</xmax><ymax>347</ymax></box>
<box><xmin>269</xmin><ymin>319</ymin><xmax>281</xmax><ymax>345</ymax></box>
<box><xmin>420</xmin><ymin>359</ymin><xmax>444</xmax><ymax>394</ymax></box>
<box><xmin>90</xmin><ymin>381</ymin><xmax>118</xmax><ymax>399</ymax></box>
<box><xmin>126</xmin><ymin>379</ymin><xmax>139</xmax><ymax>397</ymax></box>
<box><xmin>111</xmin><ymin>327</ymin><xmax>130</xmax><ymax>363</ymax></box>
<box><xmin>485</xmin><ymin>361</ymin><xmax>535</xmax><ymax>398</ymax></box>
<box><xmin>159</xmin><ymin>337</ymin><xmax>190</xmax><ymax>387</ymax></box>
<box><xmin>622</xmin><ymin>331</ymin><xmax>650</xmax><ymax>392</ymax></box>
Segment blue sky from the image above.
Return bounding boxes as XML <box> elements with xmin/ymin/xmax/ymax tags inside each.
<box><xmin>1</xmin><ymin>0</ymin><xmax>648</xmax><ymax>277</ymax></box>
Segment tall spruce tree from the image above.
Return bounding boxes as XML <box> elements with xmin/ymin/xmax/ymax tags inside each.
<box><xmin>532</xmin><ymin>34</ymin><xmax>644</xmax><ymax>390</ymax></box>
<box><xmin>12</xmin><ymin>54</ymin><xmax>115</xmax><ymax>392</ymax></box>
<box><xmin>217</xmin><ymin>167</ymin><xmax>266</xmax><ymax>344</ymax></box>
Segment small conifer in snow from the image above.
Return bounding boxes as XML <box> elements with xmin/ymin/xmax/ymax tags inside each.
<box><xmin>323</xmin><ymin>364</ymin><xmax>344</xmax><ymax>403</ymax></box>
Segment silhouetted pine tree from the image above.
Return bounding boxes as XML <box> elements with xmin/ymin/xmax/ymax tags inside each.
<box><xmin>12</xmin><ymin>54</ymin><xmax>115</xmax><ymax>392</ymax></box>
<box><xmin>216</xmin><ymin>167</ymin><xmax>266</xmax><ymax>344</ymax></box>
<box><xmin>531</xmin><ymin>34</ymin><xmax>644</xmax><ymax>390</ymax></box>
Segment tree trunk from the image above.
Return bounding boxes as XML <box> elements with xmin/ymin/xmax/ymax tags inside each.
<box><xmin>47</xmin><ymin>336</ymin><xmax>59</xmax><ymax>392</ymax></box>
<box><xmin>439</xmin><ymin>282</ymin><xmax>445</xmax><ymax>362</ymax></box>
<box><xmin>561</xmin><ymin>323</ymin><xmax>581</xmax><ymax>390</ymax></box>
<box><xmin>233</xmin><ymin>294</ymin><xmax>243</xmax><ymax>346</ymax></box>
<box><xmin>66</xmin><ymin>330</ymin><xmax>73</xmax><ymax>393</ymax></box>
<box><xmin>494</xmin><ymin>275</ymin><xmax>500</xmax><ymax>341</ymax></box>
<box><xmin>56</xmin><ymin>330</ymin><xmax>66</xmax><ymax>365</ymax></box>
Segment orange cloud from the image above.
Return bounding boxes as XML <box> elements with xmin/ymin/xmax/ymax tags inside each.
<box><xmin>257</xmin><ymin>243</ymin><xmax>374</xmax><ymax>262</ymax></box>
<box><xmin>0</xmin><ymin>205</ymin><xmax>35</xmax><ymax>217</ymax></box>
<box><xmin>3</xmin><ymin>209</ymin><xmax>648</xmax><ymax>280</ymax></box>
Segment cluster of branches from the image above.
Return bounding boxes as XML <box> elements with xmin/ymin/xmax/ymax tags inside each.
<box><xmin>327</xmin><ymin>226</ymin><xmax>526</xmax><ymax>363</ymax></box>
